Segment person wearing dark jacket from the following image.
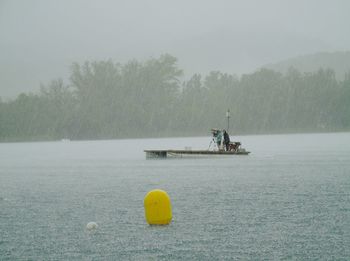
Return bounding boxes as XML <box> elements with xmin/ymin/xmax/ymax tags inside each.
<box><xmin>223</xmin><ymin>130</ymin><xmax>230</xmax><ymax>151</ymax></box>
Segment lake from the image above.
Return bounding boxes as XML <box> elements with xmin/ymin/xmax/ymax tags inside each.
<box><xmin>1</xmin><ymin>133</ymin><xmax>349</xmax><ymax>260</ymax></box>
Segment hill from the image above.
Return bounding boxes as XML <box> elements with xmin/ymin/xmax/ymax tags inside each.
<box><xmin>263</xmin><ymin>51</ymin><xmax>350</xmax><ymax>79</ymax></box>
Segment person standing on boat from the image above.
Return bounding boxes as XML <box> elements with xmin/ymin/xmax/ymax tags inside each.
<box><xmin>216</xmin><ymin>130</ymin><xmax>223</xmax><ymax>151</ymax></box>
<box><xmin>223</xmin><ymin>130</ymin><xmax>230</xmax><ymax>151</ymax></box>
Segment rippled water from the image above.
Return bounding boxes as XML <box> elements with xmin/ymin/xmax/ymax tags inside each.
<box><xmin>1</xmin><ymin>133</ymin><xmax>350</xmax><ymax>260</ymax></box>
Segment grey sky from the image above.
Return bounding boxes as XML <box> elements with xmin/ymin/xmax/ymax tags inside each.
<box><xmin>1</xmin><ymin>0</ymin><xmax>350</xmax><ymax>98</ymax></box>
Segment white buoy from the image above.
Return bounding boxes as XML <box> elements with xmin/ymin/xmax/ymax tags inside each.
<box><xmin>86</xmin><ymin>222</ymin><xmax>98</xmax><ymax>230</ymax></box>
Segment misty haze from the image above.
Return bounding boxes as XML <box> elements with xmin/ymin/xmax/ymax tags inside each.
<box><xmin>0</xmin><ymin>0</ymin><xmax>349</xmax><ymax>260</ymax></box>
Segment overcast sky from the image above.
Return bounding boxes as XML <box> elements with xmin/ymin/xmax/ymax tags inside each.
<box><xmin>1</xmin><ymin>0</ymin><xmax>350</xmax><ymax>98</ymax></box>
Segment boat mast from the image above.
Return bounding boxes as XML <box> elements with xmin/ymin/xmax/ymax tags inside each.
<box><xmin>226</xmin><ymin>109</ymin><xmax>230</xmax><ymax>132</ymax></box>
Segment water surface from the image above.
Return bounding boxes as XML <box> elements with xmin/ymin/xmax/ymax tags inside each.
<box><xmin>1</xmin><ymin>133</ymin><xmax>349</xmax><ymax>259</ymax></box>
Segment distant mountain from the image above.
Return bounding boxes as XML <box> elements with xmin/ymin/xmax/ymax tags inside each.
<box><xmin>262</xmin><ymin>51</ymin><xmax>350</xmax><ymax>80</ymax></box>
<box><xmin>171</xmin><ymin>29</ymin><xmax>331</xmax><ymax>78</ymax></box>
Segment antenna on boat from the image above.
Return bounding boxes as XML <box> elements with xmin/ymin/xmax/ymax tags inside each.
<box><xmin>226</xmin><ymin>109</ymin><xmax>230</xmax><ymax>132</ymax></box>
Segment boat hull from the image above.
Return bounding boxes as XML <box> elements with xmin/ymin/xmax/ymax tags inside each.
<box><xmin>144</xmin><ymin>149</ymin><xmax>250</xmax><ymax>159</ymax></box>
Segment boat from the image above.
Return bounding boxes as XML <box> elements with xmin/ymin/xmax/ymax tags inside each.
<box><xmin>144</xmin><ymin>129</ymin><xmax>250</xmax><ymax>159</ymax></box>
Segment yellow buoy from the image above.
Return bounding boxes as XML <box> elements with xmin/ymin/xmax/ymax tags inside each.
<box><xmin>144</xmin><ymin>189</ymin><xmax>172</xmax><ymax>225</ymax></box>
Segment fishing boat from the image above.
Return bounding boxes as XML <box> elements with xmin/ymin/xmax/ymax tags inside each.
<box><xmin>144</xmin><ymin>129</ymin><xmax>250</xmax><ymax>159</ymax></box>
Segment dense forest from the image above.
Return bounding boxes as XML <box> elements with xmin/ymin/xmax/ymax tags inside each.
<box><xmin>0</xmin><ymin>54</ymin><xmax>349</xmax><ymax>141</ymax></box>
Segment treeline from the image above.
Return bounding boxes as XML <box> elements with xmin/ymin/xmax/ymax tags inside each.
<box><xmin>0</xmin><ymin>54</ymin><xmax>349</xmax><ymax>141</ymax></box>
